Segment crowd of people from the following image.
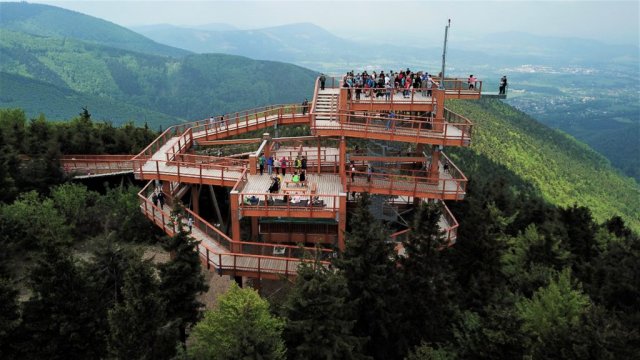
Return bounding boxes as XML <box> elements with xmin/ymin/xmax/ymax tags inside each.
<box><xmin>258</xmin><ymin>154</ymin><xmax>307</xmax><ymax>176</ymax></box>
<box><xmin>341</xmin><ymin>68</ymin><xmax>437</xmax><ymax>100</ymax></box>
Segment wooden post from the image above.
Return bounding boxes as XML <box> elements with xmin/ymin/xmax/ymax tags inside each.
<box><xmin>229</xmin><ymin>190</ymin><xmax>242</xmax><ymax>252</ymax></box>
<box><xmin>339</xmin><ymin>136</ymin><xmax>346</xmax><ymax>186</ymax></box>
<box><xmin>317</xmin><ymin>136</ymin><xmax>321</xmax><ymax>174</ymax></box>
<box><xmin>338</xmin><ymin>193</ymin><xmax>347</xmax><ymax>252</ymax></box>
<box><xmin>209</xmin><ymin>185</ymin><xmax>225</xmax><ymax>229</ymax></box>
<box><xmin>433</xmin><ymin>89</ymin><xmax>445</xmax><ymax>132</ymax></box>
<box><xmin>430</xmin><ymin>146</ymin><xmax>441</xmax><ymax>183</ymax></box>
<box><xmin>251</xmin><ymin>217</ymin><xmax>259</xmax><ymax>241</ymax></box>
<box><xmin>263</xmin><ymin>133</ymin><xmax>271</xmax><ymax>159</ymax></box>
<box><xmin>249</xmin><ymin>154</ymin><xmax>257</xmax><ymax>175</ymax></box>
<box><xmin>191</xmin><ymin>184</ymin><xmax>200</xmax><ymax>215</ymax></box>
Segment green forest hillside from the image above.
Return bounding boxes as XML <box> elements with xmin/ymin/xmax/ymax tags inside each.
<box><xmin>0</xmin><ymin>72</ymin><xmax>181</xmax><ymax>128</ymax></box>
<box><xmin>0</xmin><ymin>2</ymin><xmax>189</xmax><ymax>58</ymax></box>
<box><xmin>0</xmin><ymin>29</ymin><xmax>317</xmax><ymax>124</ymax></box>
<box><xmin>447</xmin><ymin>99</ymin><xmax>640</xmax><ymax>231</ymax></box>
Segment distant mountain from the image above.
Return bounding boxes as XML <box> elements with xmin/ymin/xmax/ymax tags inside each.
<box><xmin>131</xmin><ymin>22</ymin><xmax>442</xmax><ymax>72</ymax></box>
<box><xmin>447</xmin><ymin>99</ymin><xmax>639</xmax><ymax>231</ymax></box>
<box><xmin>0</xmin><ymin>2</ymin><xmax>190</xmax><ymax>58</ymax></box>
<box><xmin>0</xmin><ymin>28</ymin><xmax>316</xmax><ymax>125</ymax></box>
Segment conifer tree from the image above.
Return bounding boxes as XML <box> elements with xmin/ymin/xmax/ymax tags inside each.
<box><xmin>448</xmin><ymin>189</ymin><xmax>510</xmax><ymax>310</ymax></box>
<box><xmin>398</xmin><ymin>202</ymin><xmax>456</xmax><ymax>352</ymax></box>
<box><xmin>283</xmin><ymin>258</ymin><xmax>364</xmax><ymax>359</ymax></box>
<box><xmin>19</xmin><ymin>244</ymin><xmax>104</xmax><ymax>359</ymax></box>
<box><xmin>0</xmin><ymin>278</ymin><xmax>20</xmax><ymax>358</ymax></box>
<box><xmin>189</xmin><ymin>283</ymin><xmax>286</xmax><ymax>360</ymax></box>
<box><xmin>159</xmin><ymin>203</ymin><xmax>208</xmax><ymax>346</ymax></box>
<box><xmin>336</xmin><ymin>194</ymin><xmax>400</xmax><ymax>360</ymax></box>
<box><xmin>108</xmin><ymin>258</ymin><xmax>170</xmax><ymax>360</ymax></box>
<box><xmin>516</xmin><ymin>268</ymin><xmax>591</xmax><ymax>357</ymax></box>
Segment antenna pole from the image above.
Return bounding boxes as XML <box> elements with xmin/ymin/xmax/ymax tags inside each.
<box><xmin>440</xmin><ymin>19</ymin><xmax>451</xmax><ymax>90</ymax></box>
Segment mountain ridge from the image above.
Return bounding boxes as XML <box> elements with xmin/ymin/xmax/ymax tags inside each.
<box><xmin>0</xmin><ymin>2</ymin><xmax>190</xmax><ymax>58</ymax></box>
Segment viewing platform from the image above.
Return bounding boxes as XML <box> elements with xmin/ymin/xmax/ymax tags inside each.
<box><xmin>62</xmin><ymin>73</ymin><xmax>480</xmax><ymax>280</ymax></box>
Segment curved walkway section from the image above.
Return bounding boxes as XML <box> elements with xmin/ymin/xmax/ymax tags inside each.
<box><xmin>138</xmin><ymin>181</ymin><xmax>331</xmax><ymax>279</ymax></box>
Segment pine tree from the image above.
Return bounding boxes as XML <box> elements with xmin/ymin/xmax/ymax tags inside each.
<box><xmin>398</xmin><ymin>202</ymin><xmax>457</xmax><ymax>352</ymax></box>
<box><xmin>19</xmin><ymin>244</ymin><xmax>104</xmax><ymax>359</ymax></box>
<box><xmin>516</xmin><ymin>268</ymin><xmax>591</xmax><ymax>357</ymax></box>
<box><xmin>336</xmin><ymin>194</ymin><xmax>400</xmax><ymax>360</ymax></box>
<box><xmin>0</xmin><ymin>278</ymin><xmax>20</xmax><ymax>358</ymax></box>
<box><xmin>448</xmin><ymin>189</ymin><xmax>511</xmax><ymax>311</ymax></box>
<box><xmin>283</xmin><ymin>258</ymin><xmax>364</xmax><ymax>359</ymax></box>
<box><xmin>159</xmin><ymin>203</ymin><xmax>208</xmax><ymax>346</ymax></box>
<box><xmin>189</xmin><ymin>283</ymin><xmax>286</xmax><ymax>360</ymax></box>
<box><xmin>108</xmin><ymin>258</ymin><xmax>170</xmax><ymax>360</ymax></box>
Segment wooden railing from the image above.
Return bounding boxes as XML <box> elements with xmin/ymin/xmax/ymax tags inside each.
<box><xmin>434</xmin><ymin>78</ymin><xmax>483</xmax><ymax>97</ymax></box>
<box><xmin>313</xmin><ymin>111</ymin><xmax>472</xmax><ymax>145</ymax></box>
<box><xmin>188</xmin><ymin>104</ymin><xmax>309</xmax><ymax>140</ymax></box>
<box><xmin>60</xmin><ymin>154</ymin><xmax>135</xmax><ymax>175</ymax></box>
<box><xmin>168</xmin><ymin>154</ymin><xmax>248</xmax><ymax>168</ymax></box>
<box><xmin>137</xmin><ymin>181</ymin><xmax>332</xmax><ymax>274</ymax></box>
<box><xmin>238</xmin><ymin>193</ymin><xmax>341</xmax><ymax>217</ymax></box>
<box><xmin>347</xmin><ymin>168</ymin><xmax>466</xmax><ymax>200</ymax></box>
<box><xmin>132</xmin><ymin>158</ymin><xmax>245</xmax><ymax>185</ymax></box>
<box><xmin>345</xmin><ymin>87</ymin><xmax>438</xmax><ymax>107</ymax></box>
<box><xmin>165</xmin><ymin>128</ymin><xmax>194</xmax><ymax>161</ymax></box>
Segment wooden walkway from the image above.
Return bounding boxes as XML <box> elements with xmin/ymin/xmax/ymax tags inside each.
<box><xmin>139</xmin><ymin>191</ymin><xmax>306</xmax><ymax>278</ymax></box>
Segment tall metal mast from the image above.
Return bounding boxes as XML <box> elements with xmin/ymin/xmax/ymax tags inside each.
<box><xmin>440</xmin><ymin>19</ymin><xmax>451</xmax><ymax>90</ymax></box>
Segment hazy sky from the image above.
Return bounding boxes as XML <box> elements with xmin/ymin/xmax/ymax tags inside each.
<box><xmin>33</xmin><ymin>1</ymin><xmax>640</xmax><ymax>45</ymax></box>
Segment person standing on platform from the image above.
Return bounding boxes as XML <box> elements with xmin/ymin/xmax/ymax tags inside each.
<box><xmin>468</xmin><ymin>74</ymin><xmax>477</xmax><ymax>90</ymax></box>
<box><xmin>295</xmin><ymin>157</ymin><xmax>302</xmax><ymax>172</ymax></box>
<box><xmin>152</xmin><ymin>192</ymin><xmax>159</xmax><ymax>207</ymax></box>
<box><xmin>258</xmin><ymin>154</ymin><xmax>265</xmax><ymax>175</ymax></box>
<box><xmin>350</xmin><ymin>161</ymin><xmax>356</xmax><ymax>182</ymax></box>
<box><xmin>187</xmin><ymin>217</ymin><xmax>193</xmax><ymax>233</ymax></box>
<box><xmin>367</xmin><ymin>164</ymin><xmax>373</xmax><ymax>183</ymax></box>
<box><xmin>301</xmin><ymin>156</ymin><xmax>307</xmax><ymax>172</ymax></box>
<box><xmin>157</xmin><ymin>190</ymin><xmax>165</xmax><ymax>210</ymax></box>
<box><xmin>320</xmin><ymin>73</ymin><xmax>326</xmax><ymax>90</ymax></box>
<box><xmin>274</xmin><ymin>158</ymin><xmax>281</xmax><ymax>175</ymax></box>
<box><xmin>302</xmin><ymin>99</ymin><xmax>309</xmax><ymax>115</ymax></box>
<box><xmin>267</xmin><ymin>156</ymin><xmax>274</xmax><ymax>175</ymax></box>
<box><xmin>499</xmin><ymin>76</ymin><xmax>508</xmax><ymax>95</ymax></box>
<box><xmin>281</xmin><ymin>157</ymin><xmax>288</xmax><ymax>176</ymax></box>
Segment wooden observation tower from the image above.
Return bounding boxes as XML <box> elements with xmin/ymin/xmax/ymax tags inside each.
<box><xmin>61</xmin><ymin>75</ymin><xmax>482</xmax><ymax>282</ymax></box>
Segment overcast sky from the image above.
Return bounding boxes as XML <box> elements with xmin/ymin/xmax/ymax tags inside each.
<box><xmin>33</xmin><ymin>1</ymin><xmax>640</xmax><ymax>46</ymax></box>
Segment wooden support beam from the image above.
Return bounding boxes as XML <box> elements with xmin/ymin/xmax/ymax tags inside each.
<box><xmin>433</xmin><ymin>90</ymin><xmax>445</xmax><ymax>132</ymax></box>
<box><xmin>197</xmin><ymin>138</ymin><xmax>262</xmax><ymax>146</ymax></box>
<box><xmin>249</xmin><ymin>155</ymin><xmax>257</xmax><ymax>175</ymax></box>
<box><xmin>251</xmin><ymin>217</ymin><xmax>259</xmax><ymax>241</ymax></box>
<box><xmin>208</xmin><ymin>185</ymin><xmax>224</xmax><ymax>229</ymax></box>
<box><xmin>339</xmin><ymin>137</ymin><xmax>346</xmax><ymax>185</ymax></box>
<box><xmin>317</xmin><ymin>136</ymin><xmax>321</xmax><ymax>174</ymax></box>
<box><xmin>191</xmin><ymin>184</ymin><xmax>200</xmax><ymax>214</ymax></box>
<box><xmin>229</xmin><ymin>190</ymin><xmax>242</xmax><ymax>252</ymax></box>
<box><xmin>429</xmin><ymin>146</ymin><xmax>441</xmax><ymax>180</ymax></box>
<box><xmin>338</xmin><ymin>193</ymin><xmax>347</xmax><ymax>252</ymax></box>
